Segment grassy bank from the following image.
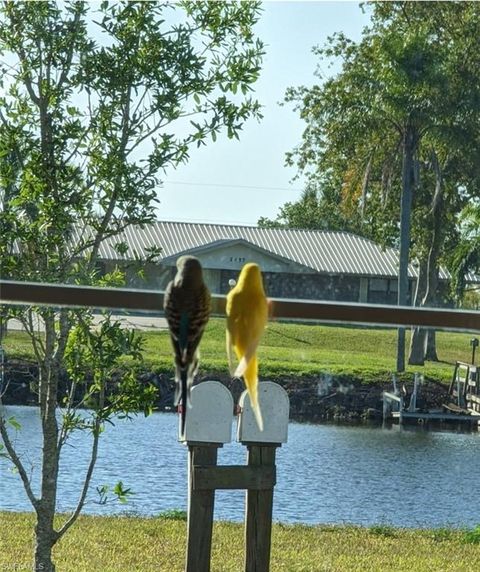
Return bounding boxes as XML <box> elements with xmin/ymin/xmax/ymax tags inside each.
<box><xmin>4</xmin><ymin>318</ymin><xmax>474</xmax><ymax>384</ymax></box>
<box><xmin>0</xmin><ymin>512</ymin><xmax>479</xmax><ymax>571</ymax></box>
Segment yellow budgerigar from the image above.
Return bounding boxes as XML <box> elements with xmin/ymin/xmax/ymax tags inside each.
<box><xmin>226</xmin><ymin>262</ymin><xmax>268</xmax><ymax>431</ymax></box>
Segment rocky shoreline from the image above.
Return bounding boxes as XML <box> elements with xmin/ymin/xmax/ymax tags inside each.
<box><xmin>2</xmin><ymin>358</ymin><xmax>452</xmax><ymax>424</ymax></box>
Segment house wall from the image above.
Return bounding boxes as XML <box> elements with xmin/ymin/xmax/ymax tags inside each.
<box><xmin>219</xmin><ymin>270</ymin><xmax>360</xmax><ymax>301</ymax></box>
<box><xmin>106</xmin><ymin>257</ymin><xmax>415</xmax><ymax>305</ymax></box>
<box><xmin>105</xmin><ymin>261</ymin><xmax>173</xmax><ymax>290</ymax></box>
<box><xmin>110</xmin><ymin>260</ymin><xmax>415</xmax><ymax>304</ymax></box>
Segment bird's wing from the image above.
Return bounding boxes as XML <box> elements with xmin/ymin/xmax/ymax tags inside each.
<box><xmin>164</xmin><ymin>283</ymin><xmax>185</xmax><ymax>367</ymax></box>
<box><xmin>163</xmin><ymin>280</ymin><xmax>173</xmax><ymax>312</ymax></box>
<box><xmin>226</xmin><ymin>290</ymin><xmax>241</xmax><ymax>375</ymax></box>
<box><xmin>181</xmin><ymin>286</ymin><xmax>210</xmax><ymax>361</ymax></box>
<box><xmin>178</xmin><ymin>312</ymin><xmax>189</xmax><ymax>360</ymax></box>
<box><xmin>164</xmin><ymin>282</ymin><xmax>177</xmax><ymax>335</ymax></box>
<box><xmin>233</xmin><ymin>294</ymin><xmax>268</xmax><ymax>378</ymax></box>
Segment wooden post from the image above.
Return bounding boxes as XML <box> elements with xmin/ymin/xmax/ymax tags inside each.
<box><xmin>186</xmin><ymin>443</ymin><xmax>221</xmax><ymax>572</ymax></box>
<box><xmin>182</xmin><ymin>381</ymin><xmax>289</xmax><ymax>572</ymax></box>
<box><xmin>181</xmin><ymin>382</ymin><xmax>233</xmax><ymax>572</ymax></box>
<box><xmin>238</xmin><ymin>382</ymin><xmax>289</xmax><ymax>572</ymax></box>
<box><xmin>244</xmin><ymin>444</ymin><xmax>278</xmax><ymax>572</ymax></box>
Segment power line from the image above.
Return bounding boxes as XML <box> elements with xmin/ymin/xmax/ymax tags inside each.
<box><xmin>165</xmin><ymin>181</ymin><xmax>303</xmax><ymax>193</ymax></box>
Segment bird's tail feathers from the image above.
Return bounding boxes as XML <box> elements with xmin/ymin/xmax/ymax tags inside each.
<box><xmin>180</xmin><ymin>368</ymin><xmax>187</xmax><ymax>436</ymax></box>
<box><xmin>173</xmin><ymin>385</ymin><xmax>182</xmax><ymax>407</ymax></box>
<box><xmin>243</xmin><ymin>355</ymin><xmax>264</xmax><ymax>432</ymax></box>
<box><xmin>185</xmin><ymin>360</ymin><xmax>197</xmax><ymax>409</ymax></box>
<box><xmin>251</xmin><ymin>399</ymin><xmax>264</xmax><ymax>432</ymax></box>
<box><xmin>234</xmin><ymin>356</ymin><xmax>248</xmax><ymax>378</ymax></box>
<box><xmin>191</xmin><ymin>349</ymin><xmax>200</xmax><ymax>380</ymax></box>
<box><xmin>234</xmin><ymin>337</ymin><xmax>260</xmax><ymax>378</ymax></box>
<box><xmin>173</xmin><ymin>365</ymin><xmax>182</xmax><ymax>406</ymax></box>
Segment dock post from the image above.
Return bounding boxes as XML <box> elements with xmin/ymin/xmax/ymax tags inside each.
<box><xmin>244</xmin><ymin>444</ymin><xmax>278</xmax><ymax>572</ymax></box>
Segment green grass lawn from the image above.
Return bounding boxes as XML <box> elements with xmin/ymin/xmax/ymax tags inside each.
<box><xmin>3</xmin><ymin>318</ymin><xmax>475</xmax><ymax>384</ymax></box>
<box><xmin>0</xmin><ymin>513</ymin><xmax>479</xmax><ymax>572</ymax></box>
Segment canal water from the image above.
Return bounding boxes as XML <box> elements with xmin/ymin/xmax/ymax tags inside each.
<box><xmin>1</xmin><ymin>406</ymin><xmax>480</xmax><ymax>528</ymax></box>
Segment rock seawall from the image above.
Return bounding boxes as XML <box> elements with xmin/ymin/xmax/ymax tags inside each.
<box><xmin>2</xmin><ymin>359</ymin><xmax>450</xmax><ymax>423</ymax></box>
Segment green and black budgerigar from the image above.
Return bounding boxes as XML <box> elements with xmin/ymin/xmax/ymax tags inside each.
<box><xmin>164</xmin><ymin>256</ymin><xmax>211</xmax><ymax>435</ymax></box>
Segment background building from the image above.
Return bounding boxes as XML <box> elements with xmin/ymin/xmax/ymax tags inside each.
<box><xmin>95</xmin><ymin>221</ymin><xmax>449</xmax><ymax>305</ymax></box>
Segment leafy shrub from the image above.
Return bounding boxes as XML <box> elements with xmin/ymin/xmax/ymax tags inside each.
<box><xmin>158</xmin><ymin>509</ymin><xmax>187</xmax><ymax>521</ymax></box>
<box><xmin>369</xmin><ymin>524</ymin><xmax>396</xmax><ymax>538</ymax></box>
<box><xmin>463</xmin><ymin>525</ymin><xmax>480</xmax><ymax>544</ymax></box>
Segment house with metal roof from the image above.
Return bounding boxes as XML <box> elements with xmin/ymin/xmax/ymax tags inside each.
<box><xmin>94</xmin><ymin>220</ymin><xmax>461</xmax><ymax>305</ymax></box>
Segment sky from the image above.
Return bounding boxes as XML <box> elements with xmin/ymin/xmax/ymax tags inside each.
<box><xmin>157</xmin><ymin>1</ymin><xmax>372</xmax><ymax>226</ymax></box>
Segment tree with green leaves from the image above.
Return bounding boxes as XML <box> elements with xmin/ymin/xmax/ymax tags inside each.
<box><xmin>0</xmin><ymin>1</ymin><xmax>264</xmax><ymax>570</ymax></box>
<box><xmin>274</xmin><ymin>1</ymin><xmax>480</xmax><ymax>369</ymax></box>
<box><xmin>450</xmin><ymin>204</ymin><xmax>480</xmax><ymax>303</ymax></box>
<box><xmin>258</xmin><ymin>184</ymin><xmax>360</xmax><ymax>233</ymax></box>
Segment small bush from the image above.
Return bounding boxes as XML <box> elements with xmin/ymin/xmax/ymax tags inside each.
<box><xmin>157</xmin><ymin>509</ymin><xmax>187</xmax><ymax>521</ymax></box>
<box><xmin>369</xmin><ymin>524</ymin><xmax>396</xmax><ymax>538</ymax></box>
<box><xmin>463</xmin><ymin>525</ymin><xmax>480</xmax><ymax>544</ymax></box>
<box><xmin>431</xmin><ymin>528</ymin><xmax>454</xmax><ymax>542</ymax></box>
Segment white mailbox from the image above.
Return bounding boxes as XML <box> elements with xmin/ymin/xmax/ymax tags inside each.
<box><xmin>237</xmin><ymin>382</ymin><xmax>289</xmax><ymax>444</ymax></box>
<box><xmin>180</xmin><ymin>381</ymin><xmax>234</xmax><ymax>444</ymax></box>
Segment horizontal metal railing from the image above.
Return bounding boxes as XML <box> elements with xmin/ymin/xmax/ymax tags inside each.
<box><xmin>1</xmin><ymin>279</ymin><xmax>479</xmax><ymax>332</ymax></box>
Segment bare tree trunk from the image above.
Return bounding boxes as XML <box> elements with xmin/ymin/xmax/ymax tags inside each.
<box><xmin>397</xmin><ymin>125</ymin><xmax>417</xmax><ymax>372</ymax></box>
<box><xmin>425</xmin><ymin>328</ymin><xmax>438</xmax><ymax>361</ymax></box>
<box><xmin>408</xmin><ymin>150</ymin><xmax>444</xmax><ymax>365</ymax></box>
<box><xmin>421</xmin><ymin>151</ymin><xmax>443</xmax><ymax>362</ymax></box>
<box><xmin>0</xmin><ymin>308</ymin><xmax>8</xmax><ymax>341</ymax></box>
<box><xmin>422</xmin><ymin>271</ymin><xmax>440</xmax><ymax>362</ymax></box>
<box><xmin>34</xmin><ymin>314</ymin><xmax>60</xmax><ymax>572</ymax></box>
<box><xmin>34</xmin><ymin>507</ymin><xmax>57</xmax><ymax>572</ymax></box>
<box><xmin>408</xmin><ymin>256</ymin><xmax>428</xmax><ymax>365</ymax></box>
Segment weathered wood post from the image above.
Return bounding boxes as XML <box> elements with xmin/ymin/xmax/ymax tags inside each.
<box><xmin>180</xmin><ymin>381</ymin><xmax>233</xmax><ymax>572</ymax></box>
<box><xmin>237</xmin><ymin>382</ymin><xmax>289</xmax><ymax>572</ymax></box>
<box><xmin>181</xmin><ymin>381</ymin><xmax>289</xmax><ymax>572</ymax></box>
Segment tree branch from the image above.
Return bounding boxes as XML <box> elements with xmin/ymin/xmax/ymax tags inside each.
<box><xmin>5</xmin><ymin>4</ymin><xmax>40</xmax><ymax>106</ymax></box>
<box><xmin>0</xmin><ymin>108</ymin><xmax>25</xmax><ymax>171</ymax></box>
<box><xmin>56</xmin><ymin>356</ymin><xmax>106</xmax><ymax>541</ymax></box>
<box><xmin>21</xmin><ymin>309</ymin><xmax>46</xmax><ymax>364</ymax></box>
<box><xmin>57</xmin><ymin>375</ymin><xmax>79</xmax><ymax>452</ymax></box>
<box><xmin>87</xmin><ymin>83</ymin><xmax>133</xmax><ymax>269</ymax></box>
<box><xmin>57</xmin><ymin>7</ymin><xmax>83</xmax><ymax>90</ymax></box>
<box><xmin>0</xmin><ymin>412</ymin><xmax>39</xmax><ymax>509</ymax></box>
<box><xmin>53</xmin><ymin>308</ymin><xmax>71</xmax><ymax>365</ymax></box>
<box><xmin>55</xmin><ymin>420</ymin><xmax>100</xmax><ymax>540</ymax></box>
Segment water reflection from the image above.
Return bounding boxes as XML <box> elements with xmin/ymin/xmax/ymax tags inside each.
<box><xmin>1</xmin><ymin>406</ymin><xmax>479</xmax><ymax>528</ymax></box>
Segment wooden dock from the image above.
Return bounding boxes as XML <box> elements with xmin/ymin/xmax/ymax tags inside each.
<box><xmin>391</xmin><ymin>410</ymin><xmax>480</xmax><ymax>424</ymax></box>
<box><xmin>384</xmin><ymin>362</ymin><xmax>480</xmax><ymax>428</ymax></box>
